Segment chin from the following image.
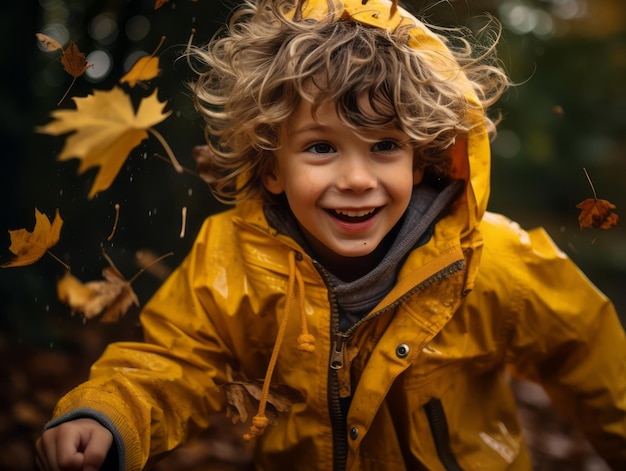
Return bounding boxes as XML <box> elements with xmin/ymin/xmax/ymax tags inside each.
<box><xmin>334</xmin><ymin>244</ymin><xmax>378</xmax><ymax>258</ymax></box>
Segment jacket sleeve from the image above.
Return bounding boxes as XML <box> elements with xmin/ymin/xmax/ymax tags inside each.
<box><xmin>48</xmin><ymin>220</ymin><xmax>235</xmax><ymax>471</ymax></box>
<box><xmin>492</xmin><ymin>217</ymin><xmax>626</xmax><ymax>468</ymax></box>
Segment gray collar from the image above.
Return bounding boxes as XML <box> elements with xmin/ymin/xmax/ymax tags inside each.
<box><xmin>264</xmin><ymin>180</ymin><xmax>463</xmax><ymax>331</ymax></box>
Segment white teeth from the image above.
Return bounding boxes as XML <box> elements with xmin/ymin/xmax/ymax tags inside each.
<box><xmin>335</xmin><ymin>208</ymin><xmax>375</xmax><ymax>217</ymax></box>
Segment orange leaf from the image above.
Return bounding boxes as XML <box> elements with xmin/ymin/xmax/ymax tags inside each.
<box><xmin>155</xmin><ymin>0</ymin><xmax>169</xmax><ymax>9</ymax></box>
<box><xmin>222</xmin><ymin>380</ymin><xmax>304</xmax><ymax>425</ymax></box>
<box><xmin>2</xmin><ymin>209</ymin><xmax>63</xmax><ymax>268</ymax></box>
<box><xmin>576</xmin><ymin>198</ymin><xmax>619</xmax><ymax>229</ymax></box>
<box><xmin>61</xmin><ymin>42</ymin><xmax>90</xmax><ymax>79</ymax></box>
<box><xmin>120</xmin><ymin>55</ymin><xmax>161</xmax><ymax>87</ymax></box>
<box><xmin>35</xmin><ymin>33</ymin><xmax>62</xmax><ymax>52</ymax></box>
<box><xmin>57</xmin><ymin>266</ymin><xmax>139</xmax><ymax>322</ymax></box>
<box><xmin>37</xmin><ymin>87</ymin><xmax>171</xmax><ymax>198</ymax></box>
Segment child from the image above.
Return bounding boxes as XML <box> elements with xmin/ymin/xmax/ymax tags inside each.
<box><xmin>36</xmin><ymin>0</ymin><xmax>626</xmax><ymax>470</ymax></box>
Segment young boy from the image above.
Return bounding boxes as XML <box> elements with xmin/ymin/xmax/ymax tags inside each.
<box><xmin>36</xmin><ymin>0</ymin><xmax>626</xmax><ymax>470</ymax></box>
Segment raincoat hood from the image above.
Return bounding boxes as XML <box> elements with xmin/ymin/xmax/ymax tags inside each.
<box><xmin>298</xmin><ymin>0</ymin><xmax>491</xmax><ymax>292</ymax></box>
<box><xmin>300</xmin><ymin>0</ymin><xmax>492</xmax><ymax>234</ymax></box>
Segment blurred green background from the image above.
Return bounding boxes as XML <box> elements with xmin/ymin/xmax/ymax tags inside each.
<box><xmin>0</xmin><ymin>0</ymin><xmax>624</xmax><ymax>468</ymax></box>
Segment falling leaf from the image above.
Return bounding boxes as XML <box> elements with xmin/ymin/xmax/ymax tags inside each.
<box><xmin>576</xmin><ymin>198</ymin><xmax>619</xmax><ymax>229</ymax></box>
<box><xmin>57</xmin><ymin>267</ymin><xmax>139</xmax><ymax>322</ymax></box>
<box><xmin>37</xmin><ymin>87</ymin><xmax>172</xmax><ymax>198</ymax></box>
<box><xmin>577</xmin><ymin>168</ymin><xmax>619</xmax><ymax>229</ymax></box>
<box><xmin>35</xmin><ymin>33</ymin><xmax>62</xmax><ymax>52</ymax></box>
<box><xmin>61</xmin><ymin>42</ymin><xmax>90</xmax><ymax>78</ymax></box>
<box><xmin>120</xmin><ymin>55</ymin><xmax>161</xmax><ymax>87</ymax></box>
<box><xmin>222</xmin><ymin>381</ymin><xmax>304</xmax><ymax>425</ymax></box>
<box><xmin>120</xmin><ymin>36</ymin><xmax>165</xmax><ymax>88</ymax></box>
<box><xmin>155</xmin><ymin>0</ymin><xmax>169</xmax><ymax>9</ymax></box>
<box><xmin>2</xmin><ymin>209</ymin><xmax>63</xmax><ymax>268</ymax></box>
<box><xmin>56</xmin><ymin>42</ymin><xmax>92</xmax><ymax>105</ymax></box>
<box><xmin>56</xmin><ymin>251</ymin><xmax>172</xmax><ymax>321</ymax></box>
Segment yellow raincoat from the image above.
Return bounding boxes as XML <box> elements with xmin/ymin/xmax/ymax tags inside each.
<box><xmin>47</xmin><ymin>1</ymin><xmax>626</xmax><ymax>470</ymax></box>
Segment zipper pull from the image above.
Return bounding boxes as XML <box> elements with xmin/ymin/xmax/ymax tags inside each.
<box><xmin>330</xmin><ymin>333</ymin><xmax>349</xmax><ymax>370</ymax></box>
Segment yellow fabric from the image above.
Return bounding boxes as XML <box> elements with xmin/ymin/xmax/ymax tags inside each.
<box><xmin>51</xmin><ymin>201</ymin><xmax>626</xmax><ymax>470</ymax></box>
<box><xmin>49</xmin><ymin>1</ymin><xmax>626</xmax><ymax>470</ymax></box>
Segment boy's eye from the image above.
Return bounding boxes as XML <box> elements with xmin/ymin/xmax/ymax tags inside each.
<box><xmin>372</xmin><ymin>140</ymin><xmax>398</xmax><ymax>152</ymax></box>
<box><xmin>306</xmin><ymin>143</ymin><xmax>335</xmax><ymax>154</ymax></box>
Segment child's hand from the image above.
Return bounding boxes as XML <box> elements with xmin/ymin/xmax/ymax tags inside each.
<box><xmin>35</xmin><ymin>418</ymin><xmax>113</xmax><ymax>471</ymax></box>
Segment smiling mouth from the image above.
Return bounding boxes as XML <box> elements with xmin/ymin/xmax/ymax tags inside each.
<box><xmin>328</xmin><ymin>207</ymin><xmax>379</xmax><ymax>223</ymax></box>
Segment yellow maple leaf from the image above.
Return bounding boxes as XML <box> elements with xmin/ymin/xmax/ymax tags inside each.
<box><xmin>2</xmin><ymin>208</ymin><xmax>63</xmax><ymax>268</ymax></box>
<box><xmin>37</xmin><ymin>86</ymin><xmax>172</xmax><ymax>198</ymax></box>
<box><xmin>120</xmin><ymin>55</ymin><xmax>161</xmax><ymax>87</ymax></box>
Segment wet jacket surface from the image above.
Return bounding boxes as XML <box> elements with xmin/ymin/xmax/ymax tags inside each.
<box><xmin>46</xmin><ymin>2</ymin><xmax>626</xmax><ymax>469</ymax></box>
<box><xmin>48</xmin><ymin>196</ymin><xmax>626</xmax><ymax>471</ymax></box>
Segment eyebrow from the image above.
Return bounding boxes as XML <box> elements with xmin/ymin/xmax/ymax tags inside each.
<box><xmin>289</xmin><ymin>123</ymin><xmax>331</xmax><ymax>136</ymax></box>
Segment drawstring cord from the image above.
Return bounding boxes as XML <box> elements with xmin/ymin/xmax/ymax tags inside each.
<box><xmin>295</xmin><ymin>266</ymin><xmax>315</xmax><ymax>352</ymax></box>
<box><xmin>244</xmin><ymin>251</ymin><xmax>315</xmax><ymax>440</ymax></box>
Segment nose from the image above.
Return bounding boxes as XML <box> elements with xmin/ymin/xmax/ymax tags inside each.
<box><xmin>335</xmin><ymin>154</ymin><xmax>377</xmax><ymax>192</ymax></box>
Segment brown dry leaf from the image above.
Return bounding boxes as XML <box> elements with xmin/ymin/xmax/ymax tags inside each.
<box><xmin>57</xmin><ymin>42</ymin><xmax>91</xmax><ymax>104</ymax></box>
<box><xmin>61</xmin><ymin>42</ymin><xmax>90</xmax><ymax>78</ymax></box>
<box><xmin>155</xmin><ymin>0</ymin><xmax>169</xmax><ymax>9</ymax></box>
<box><xmin>57</xmin><ymin>266</ymin><xmax>139</xmax><ymax>322</ymax></box>
<box><xmin>35</xmin><ymin>33</ymin><xmax>62</xmax><ymax>52</ymax></box>
<box><xmin>576</xmin><ymin>198</ymin><xmax>619</xmax><ymax>229</ymax></box>
<box><xmin>2</xmin><ymin>209</ymin><xmax>63</xmax><ymax>268</ymax></box>
<box><xmin>222</xmin><ymin>380</ymin><xmax>304</xmax><ymax>425</ymax></box>
<box><xmin>120</xmin><ymin>55</ymin><xmax>161</xmax><ymax>87</ymax></box>
<box><xmin>37</xmin><ymin>86</ymin><xmax>171</xmax><ymax>198</ymax></box>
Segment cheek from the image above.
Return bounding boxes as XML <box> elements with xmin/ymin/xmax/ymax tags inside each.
<box><xmin>385</xmin><ymin>165</ymin><xmax>415</xmax><ymax>195</ymax></box>
<box><xmin>282</xmin><ymin>168</ymin><xmax>322</xmax><ymax>206</ymax></box>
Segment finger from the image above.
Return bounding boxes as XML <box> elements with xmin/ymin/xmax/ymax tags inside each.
<box><xmin>82</xmin><ymin>427</ymin><xmax>114</xmax><ymax>469</ymax></box>
<box><xmin>55</xmin><ymin>428</ymin><xmax>86</xmax><ymax>471</ymax></box>
<box><xmin>35</xmin><ymin>439</ymin><xmax>50</xmax><ymax>471</ymax></box>
<box><xmin>41</xmin><ymin>436</ymin><xmax>60</xmax><ymax>471</ymax></box>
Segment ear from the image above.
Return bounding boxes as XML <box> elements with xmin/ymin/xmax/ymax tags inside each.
<box><xmin>413</xmin><ymin>167</ymin><xmax>425</xmax><ymax>185</ymax></box>
<box><xmin>262</xmin><ymin>170</ymin><xmax>284</xmax><ymax>195</ymax></box>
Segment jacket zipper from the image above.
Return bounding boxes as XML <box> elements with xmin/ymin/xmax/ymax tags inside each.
<box><xmin>322</xmin><ymin>259</ymin><xmax>465</xmax><ymax>471</ymax></box>
<box><xmin>330</xmin><ymin>332</ymin><xmax>351</xmax><ymax>370</ymax></box>
<box><xmin>313</xmin><ymin>263</ymin><xmax>348</xmax><ymax>471</ymax></box>
<box><xmin>424</xmin><ymin>398</ymin><xmax>463</xmax><ymax>471</ymax></box>
<box><xmin>329</xmin><ymin>259</ymin><xmax>465</xmax><ymax>372</ymax></box>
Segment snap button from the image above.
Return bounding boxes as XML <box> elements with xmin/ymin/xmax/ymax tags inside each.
<box><xmin>294</xmin><ymin>251</ymin><xmax>303</xmax><ymax>261</ymax></box>
<box><xmin>395</xmin><ymin>343</ymin><xmax>410</xmax><ymax>358</ymax></box>
<box><xmin>349</xmin><ymin>427</ymin><xmax>359</xmax><ymax>440</ymax></box>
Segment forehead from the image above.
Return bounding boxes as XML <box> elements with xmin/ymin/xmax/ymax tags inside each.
<box><xmin>286</xmin><ymin>92</ymin><xmax>395</xmax><ymax>130</ymax></box>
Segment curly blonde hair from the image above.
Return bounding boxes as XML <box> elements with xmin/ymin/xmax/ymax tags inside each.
<box><xmin>190</xmin><ymin>0</ymin><xmax>509</xmax><ymax>204</ymax></box>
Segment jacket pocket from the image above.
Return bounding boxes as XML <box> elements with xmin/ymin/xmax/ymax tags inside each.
<box><xmin>424</xmin><ymin>398</ymin><xmax>464</xmax><ymax>471</ymax></box>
